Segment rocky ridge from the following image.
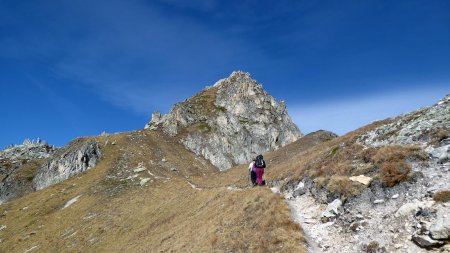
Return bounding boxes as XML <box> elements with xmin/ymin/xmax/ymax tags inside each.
<box><xmin>0</xmin><ymin>139</ymin><xmax>56</xmax><ymax>203</ymax></box>
<box><xmin>359</xmin><ymin>94</ymin><xmax>450</xmax><ymax>148</ymax></box>
<box><xmin>33</xmin><ymin>138</ymin><xmax>101</xmax><ymax>190</ymax></box>
<box><xmin>0</xmin><ymin>138</ymin><xmax>55</xmax><ymax>161</ymax></box>
<box><xmin>145</xmin><ymin>71</ymin><xmax>302</xmax><ymax>170</ymax></box>
<box><xmin>277</xmin><ymin>94</ymin><xmax>450</xmax><ymax>253</ymax></box>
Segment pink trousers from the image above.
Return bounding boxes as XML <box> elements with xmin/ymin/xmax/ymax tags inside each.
<box><xmin>256</xmin><ymin>168</ymin><xmax>264</xmax><ymax>185</ymax></box>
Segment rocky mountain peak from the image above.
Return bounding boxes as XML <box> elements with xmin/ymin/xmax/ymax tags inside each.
<box><xmin>145</xmin><ymin>71</ymin><xmax>302</xmax><ymax>170</ymax></box>
<box><xmin>0</xmin><ymin>138</ymin><xmax>57</xmax><ymax>203</ymax></box>
<box><xmin>438</xmin><ymin>93</ymin><xmax>450</xmax><ymax>105</ymax></box>
<box><xmin>0</xmin><ymin>138</ymin><xmax>55</xmax><ymax>161</ymax></box>
<box><xmin>358</xmin><ymin>94</ymin><xmax>450</xmax><ymax>148</ymax></box>
<box><xmin>212</xmin><ymin>70</ymin><xmax>254</xmax><ymax>88</ymax></box>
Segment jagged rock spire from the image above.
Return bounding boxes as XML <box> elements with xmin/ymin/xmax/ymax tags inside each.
<box><xmin>145</xmin><ymin>71</ymin><xmax>302</xmax><ymax>170</ymax></box>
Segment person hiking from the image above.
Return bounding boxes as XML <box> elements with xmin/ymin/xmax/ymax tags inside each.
<box><xmin>254</xmin><ymin>154</ymin><xmax>266</xmax><ymax>186</ymax></box>
<box><xmin>248</xmin><ymin>159</ymin><xmax>257</xmax><ymax>186</ymax></box>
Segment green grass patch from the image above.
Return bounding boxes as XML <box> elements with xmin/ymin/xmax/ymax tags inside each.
<box><xmin>197</xmin><ymin>123</ymin><xmax>212</xmax><ymax>132</ymax></box>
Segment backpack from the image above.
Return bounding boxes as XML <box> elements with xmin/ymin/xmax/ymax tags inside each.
<box><xmin>254</xmin><ymin>155</ymin><xmax>266</xmax><ymax>168</ymax></box>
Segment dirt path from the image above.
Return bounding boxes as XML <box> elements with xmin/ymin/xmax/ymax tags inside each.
<box><xmin>270</xmin><ymin>187</ymin><xmax>323</xmax><ymax>253</ymax></box>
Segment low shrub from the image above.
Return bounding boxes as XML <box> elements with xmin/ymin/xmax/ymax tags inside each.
<box><xmin>327</xmin><ymin>175</ymin><xmax>364</xmax><ymax>197</ymax></box>
<box><xmin>433</xmin><ymin>190</ymin><xmax>450</xmax><ymax>202</ymax></box>
<box><xmin>435</xmin><ymin>128</ymin><xmax>449</xmax><ymax>142</ymax></box>
<box><xmin>379</xmin><ymin>160</ymin><xmax>411</xmax><ymax>187</ymax></box>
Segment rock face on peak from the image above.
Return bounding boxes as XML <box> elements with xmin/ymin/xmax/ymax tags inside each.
<box><xmin>145</xmin><ymin>71</ymin><xmax>302</xmax><ymax>170</ymax></box>
<box><xmin>0</xmin><ymin>139</ymin><xmax>57</xmax><ymax>203</ymax></box>
<box><xmin>33</xmin><ymin>138</ymin><xmax>102</xmax><ymax>190</ymax></box>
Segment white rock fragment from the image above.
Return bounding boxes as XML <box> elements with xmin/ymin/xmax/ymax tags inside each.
<box><xmin>430</xmin><ymin>210</ymin><xmax>450</xmax><ymax>240</ymax></box>
<box><xmin>133</xmin><ymin>167</ymin><xmax>146</xmax><ymax>173</ymax></box>
<box><xmin>187</xmin><ymin>182</ymin><xmax>201</xmax><ymax>190</ymax></box>
<box><xmin>226</xmin><ymin>186</ymin><xmax>241</xmax><ymax>191</ymax></box>
<box><xmin>374</xmin><ymin>199</ymin><xmax>385</xmax><ymax>204</ymax></box>
<box><xmin>62</xmin><ymin>195</ymin><xmax>82</xmax><ymax>209</ymax></box>
<box><xmin>321</xmin><ymin>199</ymin><xmax>342</xmax><ymax>219</ymax></box>
<box><xmin>139</xmin><ymin>178</ymin><xmax>151</xmax><ymax>186</ymax></box>
<box><xmin>23</xmin><ymin>245</ymin><xmax>39</xmax><ymax>253</ymax></box>
<box><xmin>349</xmin><ymin>175</ymin><xmax>372</xmax><ymax>185</ymax></box>
<box><xmin>293</xmin><ymin>182</ymin><xmax>306</xmax><ymax>197</ymax></box>
<box><xmin>395</xmin><ymin>200</ymin><xmax>434</xmax><ymax>217</ymax></box>
<box><xmin>124</xmin><ymin>174</ymin><xmax>139</xmax><ymax>180</ymax></box>
<box><xmin>412</xmin><ymin>234</ymin><xmax>444</xmax><ymax>248</ymax></box>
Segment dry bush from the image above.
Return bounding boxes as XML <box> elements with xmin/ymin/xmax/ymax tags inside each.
<box><xmin>372</xmin><ymin>145</ymin><xmax>428</xmax><ymax>187</ymax></box>
<box><xmin>433</xmin><ymin>190</ymin><xmax>450</xmax><ymax>202</ymax></box>
<box><xmin>379</xmin><ymin>160</ymin><xmax>411</xmax><ymax>187</ymax></box>
<box><xmin>327</xmin><ymin>176</ymin><xmax>364</xmax><ymax>197</ymax></box>
<box><xmin>297</xmin><ymin>143</ymin><xmax>427</xmax><ymax>192</ymax></box>
<box><xmin>209</xmin><ymin>233</ymin><xmax>218</xmax><ymax>246</ymax></box>
<box><xmin>372</xmin><ymin>145</ymin><xmax>408</xmax><ymax>164</ymax></box>
<box><xmin>364</xmin><ymin>241</ymin><xmax>380</xmax><ymax>253</ymax></box>
<box><xmin>373</xmin><ymin>145</ymin><xmax>427</xmax><ymax>165</ymax></box>
<box><xmin>430</xmin><ymin>128</ymin><xmax>449</xmax><ymax>147</ymax></box>
<box><xmin>353</xmin><ymin>163</ymin><xmax>375</xmax><ymax>175</ymax></box>
<box><xmin>331</xmin><ymin>162</ymin><xmax>353</xmax><ymax>175</ymax></box>
<box><xmin>435</xmin><ymin>128</ymin><xmax>449</xmax><ymax>141</ymax></box>
<box><xmin>313</xmin><ymin>176</ymin><xmax>328</xmax><ymax>188</ymax></box>
<box><xmin>357</xmin><ymin>147</ymin><xmax>378</xmax><ymax>163</ymax></box>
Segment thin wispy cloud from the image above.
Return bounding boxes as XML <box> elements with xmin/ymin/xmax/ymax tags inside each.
<box><xmin>1</xmin><ymin>0</ymin><xmax>262</xmax><ymax>115</ymax></box>
<box><xmin>289</xmin><ymin>86</ymin><xmax>449</xmax><ymax>135</ymax></box>
<box><xmin>1</xmin><ymin>0</ymin><xmax>449</xmax><ymax>147</ymax></box>
<box><xmin>48</xmin><ymin>0</ymin><xmax>258</xmax><ymax>114</ymax></box>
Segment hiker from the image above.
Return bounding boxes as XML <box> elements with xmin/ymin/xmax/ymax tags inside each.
<box><xmin>254</xmin><ymin>154</ymin><xmax>266</xmax><ymax>186</ymax></box>
<box><xmin>248</xmin><ymin>159</ymin><xmax>257</xmax><ymax>186</ymax></box>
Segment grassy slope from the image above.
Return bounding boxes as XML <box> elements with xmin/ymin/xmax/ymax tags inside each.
<box><xmin>261</xmin><ymin>120</ymin><xmax>428</xmax><ymax>198</ymax></box>
<box><xmin>195</xmin><ymin>130</ymin><xmax>340</xmax><ymax>190</ymax></box>
<box><xmin>0</xmin><ymin>130</ymin><xmax>306</xmax><ymax>253</ymax></box>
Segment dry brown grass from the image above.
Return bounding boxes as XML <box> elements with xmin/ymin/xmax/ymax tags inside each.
<box><xmin>372</xmin><ymin>145</ymin><xmax>427</xmax><ymax>187</ymax></box>
<box><xmin>246</xmin><ymin>119</ymin><xmax>430</xmax><ymax>197</ymax></box>
<box><xmin>418</xmin><ymin>127</ymin><xmax>449</xmax><ymax>147</ymax></box>
<box><xmin>364</xmin><ymin>241</ymin><xmax>380</xmax><ymax>253</ymax></box>
<box><xmin>327</xmin><ymin>176</ymin><xmax>365</xmax><ymax>197</ymax></box>
<box><xmin>433</xmin><ymin>190</ymin><xmax>450</xmax><ymax>203</ymax></box>
<box><xmin>378</xmin><ymin>161</ymin><xmax>411</xmax><ymax>187</ymax></box>
<box><xmin>372</xmin><ymin>145</ymin><xmax>427</xmax><ymax>165</ymax></box>
<box><xmin>434</xmin><ymin>128</ymin><xmax>449</xmax><ymax>142</ymax></box>
<box><xmin>0</xmin><ymin>130</ymin><xmax>306</xmax><ymax>253</ymax></box>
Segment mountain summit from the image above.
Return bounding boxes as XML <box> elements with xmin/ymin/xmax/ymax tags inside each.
<box><xmin>145</xmin><ymin>71</ymin><xmax>302</xmax><ymax>170</ymax></box>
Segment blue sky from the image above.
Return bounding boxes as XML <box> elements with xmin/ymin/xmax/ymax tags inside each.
<box><xmin>1</xmin><ymin>0</ymin><xmax>449</xmax><ymax>148</ymax></box>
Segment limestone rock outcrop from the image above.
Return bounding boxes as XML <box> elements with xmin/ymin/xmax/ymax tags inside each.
<box><xmin>145</xmin><ymin>71</ymin><xmax>302</xmax><ymax>170</ymax></box>
<box><xmin>33</xmin><ymin>138</ymin><xmax>101</xmax><ymax>190</ymax></box>
<box><xmin>358</xmin><ymin>94</ymin><xmax>450</xmax><ymax>147</ymax></box>
<box><xmin>0</xmin><ymin>139</ymin><xmax>56</xmax><ymax>203</ymax></box>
